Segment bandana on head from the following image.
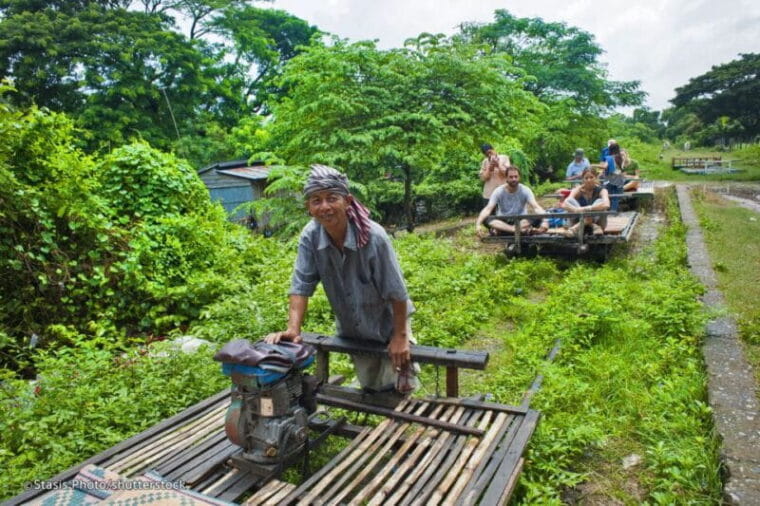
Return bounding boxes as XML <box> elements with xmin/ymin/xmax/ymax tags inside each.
<box><xmin>304</xmin><ymin>164</ymin><xmax>372</xmax><ymax>248</ymax></box>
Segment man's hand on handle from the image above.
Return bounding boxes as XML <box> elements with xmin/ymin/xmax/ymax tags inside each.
<box><xmin>388</xmin><ymin>332</ymin><xmax>411</xmax><ymax>370</ymax></box>
<box><xmin>265</xmin><ymin>328</ymin><xmax>302</xmax><ymax>344</ymax></box>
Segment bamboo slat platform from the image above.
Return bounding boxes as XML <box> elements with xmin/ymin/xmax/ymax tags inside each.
<box><xmin>481</xmin><ymin>210</ymin><xmax>639</xmax><ymax>248</ymax></box>
<box><xmin>245</xmin><ymin>397</ymin><xmax>539</xmax><ymax>506</ymax></box>
<box><xmin>9</xmin><ymin>390</ymin><xmax>538</xmax><ymax>506</ymax></box>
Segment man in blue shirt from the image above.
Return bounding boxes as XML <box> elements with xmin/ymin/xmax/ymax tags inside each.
<box><xmin>566</xmin><ymin>148</ymin><xmax>590</xmax><ymax>180</ymax></box>
<box><xmin>599</xmin><ymin>138</ymin><xmax>616</xmax><ymax>161</ymax></box>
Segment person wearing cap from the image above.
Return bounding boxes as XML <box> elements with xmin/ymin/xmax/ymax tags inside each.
<box><xmin>265</xmin><ymin>164</ymin><xmax>416</xmax><ymax>394</ymax></box>
<box><xmin>479</xmin><ymin>143</ymin><xmax>510</xmax><ymax>203</ymax></box>
<box><xmin>566</xmin><ymin>148</ymin><xmax>590</xmax><ymax>180</ymax></box>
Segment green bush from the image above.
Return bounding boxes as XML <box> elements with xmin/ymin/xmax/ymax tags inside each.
<box><xmin>0</xmin><ymin>339</ymin><xmax>227</xmax><ymax>500</ymax></box>
<box><xmin>509</xmin><ymin>190</ymin><xmax>719</xmax><ymax>503</ymax></box>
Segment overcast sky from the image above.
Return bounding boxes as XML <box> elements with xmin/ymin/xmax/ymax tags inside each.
<box><xmin>266</xmin><ymin>0</ymin><xmax>760</xmax><ymax>113</ymax></box>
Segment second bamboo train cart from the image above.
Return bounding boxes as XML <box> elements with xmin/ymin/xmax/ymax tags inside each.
<box><xmin>481</xmin><ymin>210</ymin><xmax>640</xmax><ymax>259</ymax></box>
<box><xmin>10</xmin><ymin>333</ymin><xmax>541</xmax><ymax>506</ymax></box>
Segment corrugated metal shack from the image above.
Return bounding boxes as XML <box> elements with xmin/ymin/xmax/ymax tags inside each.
<box><xmin>198</xmin><ymin>159</ymin><xmax>271</xmax><ymax>222</ymax></box>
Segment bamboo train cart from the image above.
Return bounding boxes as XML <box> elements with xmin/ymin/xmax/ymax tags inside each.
<box><xmin>480</xmin><ymin>210</ymin><xmax>639</xmax><ymax>259</ymax></box>
<box><xmin>678</xmin><ymin>160</ymin><xmax>744</xmax><ymax>175</ymax></box>
<box><xmin>9</xmin><ymin>333</ymin><xmax>540</xmax><ymax>506</ymax></box>
<box><xmin>671</xmin><ymin>156</ymin><xmax>722</xmax><ymax>170</ymax></box>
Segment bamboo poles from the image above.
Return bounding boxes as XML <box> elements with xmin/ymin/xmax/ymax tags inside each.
<box><xmin>109</xmin><ymin>404</ymin><xmax>226</xmax><ymax>475</ymax></box>
<box><xmin>295</xmin><ymin>401</ymin><xmax>415</xmax><ymax>505</ymax></box>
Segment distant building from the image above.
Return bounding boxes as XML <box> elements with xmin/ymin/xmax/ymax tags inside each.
<box><xmin>198</xmin><ymin>159</ymin><xmax>271</xmax><ymax>222</ymax></box>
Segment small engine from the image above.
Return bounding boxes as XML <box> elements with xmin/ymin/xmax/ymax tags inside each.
<box><xmin>214</xmin><ymin>339</ymin><xmax>318</xmax><ymax>465</ymax></box>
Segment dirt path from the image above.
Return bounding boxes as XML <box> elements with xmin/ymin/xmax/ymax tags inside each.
<box><xmin>691</xmin><ymin>182</ymin><xmax>760</xmax><ymax>213</ymax></box>
<box><xmin>723</xmin><ymin>195</ymin><xmax>760</xmax><ymax>213</ymax></box>
<box><xmin>676</xmin><ymin>184</ymin><xmax>760</xmax><ymax>504</ymax></box>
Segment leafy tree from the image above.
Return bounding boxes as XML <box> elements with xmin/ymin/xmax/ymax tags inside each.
<box><xmin>266</xmin><ymin>36</ymin><xmax>540</xmax><ymax>230</ymax></box>
<box><xmin>210</xmin><ymin>5</ymin><xmax>320</xmax><ymax>111</ymax></box>
<box><xmin>0</xmin><ymin>0</ymin><xmax>131</xmax><ymax>15</ymax></box>
<box><xmin>670</xmin><ymin>53</ymin><xmax>760</xmax><ymax>140</ymax></box>
<box><xmin>631</xmin><ymin>107</ymin><xmax>665</xmax><ymax>138</ymax></box>
<box><xmin>457</xmin><ymin>9</ymin><xmax>645</xmax><ymax>112</ymax></box>
<box><xmin>661</xmin><ymin>107</ymin><xmax>704</xmax><ymax>142</ymax></box>
<box><xmin>699</xmin><ymin>116</ymin><xmax>745</xmax><ymax>148</ymax></box>
<box><xmin>169</xmin><ymin>0</ymin><xmax>247</xmax><ymax>40</ymax></box>
<box><xmin>0</xmin><ymin>2</ymin><xmax>252</xmax><ymax>152</ymax></box>
<box><xmin>529</xmin><ymin>100</ymin><xmax>609</xmax><ymax>176</ymax></box>
<box><xmin>133</xmin><ymin>0</ymin><xmax>172</xmax><ymax>13</ymax></box>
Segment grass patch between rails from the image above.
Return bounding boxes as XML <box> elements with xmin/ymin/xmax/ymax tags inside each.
<box><xmin>691</xmin><ymin>188</ymin><xmax>760</xmax><ymax>388</ymax></box>
<box><xmin>451</xmin><ymin>188</ymin><xmax>721</xmax><ymax>504</ymax></box>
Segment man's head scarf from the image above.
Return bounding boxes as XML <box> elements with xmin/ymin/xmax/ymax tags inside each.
<box><xmin>304</xmin><ymin>164</ymin><xmax>372</xmax><ymax>248</ymax></box>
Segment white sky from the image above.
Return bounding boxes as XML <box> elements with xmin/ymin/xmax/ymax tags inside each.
<box><xmin>266</xmin><ymin>0</ymin><xmax>760</xmax><ymax>112</ymax></box>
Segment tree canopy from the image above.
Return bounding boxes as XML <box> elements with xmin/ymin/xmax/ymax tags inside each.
<box><xmin>457</xmin><ymin>10</ymin><xmax>645</xmax><ymax>112</ymax></box>
<box><xmin>265</xmin><ymin>36</ymin><xmax>541</xmax><ymax>229</ymax></box>
<box><xmin>670</xmin><ymin>53</ymin><xmax>760</xmax><ymax>141</ymax></box>
<box><xmin>0</xmin><ymin>0</ymin><xmax>315</xmax><ymax>164</ymax></box>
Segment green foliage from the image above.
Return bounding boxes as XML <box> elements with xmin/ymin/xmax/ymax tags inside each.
<box><xmin>529</xmin><ymin>100</ymin><xmax>610</xmax><ymax>175</ymax></box>
<box><xmin>457</xmin><ymin>9</ymin><xmax>645</xmax><ymax>112</ymax></box>
<box><xmin>265</xmin><ymin>36</ymin><xmax>540</xmax><ymax>229</ymax></box>
<box><xmin>670</xmin><ymin>53</ymin><xmax>760</xmax><ymax>142</ymax></box>
<box><xmin>0</xmin><ymin>101</ymin><xmax>266</xmax><ymax>367</ymax></box>
<box><xmin>0</xmin><ymin>101</ymin><xmax>120</xmax><ymax>358</ymax></box>
<box><xmin>97</xmin><ymin>143</ymin><xmax>211</xmax><ymax>222</ymax></box>
<box><xmin>210</xmin><ymin>4</ymin><xmax>320</xmax><ymax>112</ymax></box>
<box><xmin>0</xmin><ymin>339</ymin><xmax>227</xmax><ymax>500</ymax></box>
<box><xmin>0</xmin><ymin>1</ymin><xmax>307</xmax><ymax>164</ymax></box>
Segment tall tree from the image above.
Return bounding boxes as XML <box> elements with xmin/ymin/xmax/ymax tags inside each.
<box><xmin>0</xmin><ymin>0</ymin><xmax>131</xmax><ymax>15</ymax></box>
<box><xmin>170</xmin><ymin>0</ymin><xmax>246</xmax><ymax>40</ymax></box>
<box><xmin>0</xmin><ymin>1</ymin><xmax>245</xmax><ymax>152</ymax></box>
<box><xmin>266</xmin><ymin>37</ymin><xmax>540</xmax><ymax>229</ymax></box>
<box><xmin>457</xmin><ymin>9</ymin><xmax>644</xmax><ymax>112</ymax></box>
<box><xmin>210</xmin><ymin>5</ymin><xmax>320</xmax><ymax>111</ymax></box>
<box><xmin>670</xmin><ymin>53</ymin><xmax>760</xmax><ymax>139</ymax></box>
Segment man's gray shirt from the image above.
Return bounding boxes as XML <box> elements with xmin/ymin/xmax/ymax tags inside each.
<box><xmin>488</xmin><ymin>184</ymin><xmax>535</xmax><ymax>215</ymax></box>
<box><xmin>290</xmin><ymin>219</ymin><xmax>411</xmax><ymax>343</ymax></box>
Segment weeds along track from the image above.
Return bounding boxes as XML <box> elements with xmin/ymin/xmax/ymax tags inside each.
<box><xmin>438</xmin><ymin>187</ymin><xmax>724</xmax><ymax>503</ymax></box>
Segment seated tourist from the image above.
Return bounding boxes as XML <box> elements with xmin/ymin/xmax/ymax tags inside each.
<box><xmin>475</xmin><ymin>166</ymin><xmax>548</xmax><ymax>237</ymax></box>
<box><xmin>560</xmin><ymin>168</ymin><xmax>610</xmax><ymax>237</ymax></box>
<box><xmin>592</xmin><ymin>141</ymin><xmax>619</xmax><ymax>177</ymax></box>
<box><xmin>566</xmin><ymin>148</ymin><xmax>590</xmax><ymax>180</ymax></box>
<box><xmin>618</xmin><ymin>149</ymin><xmax>641</xmax><ymax>191</ymax></box>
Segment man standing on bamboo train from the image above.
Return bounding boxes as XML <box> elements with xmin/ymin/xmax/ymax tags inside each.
<box><xmin>479</xmin><ymin>143</ymin><xmax>510</xmax><ymax>204</ymax></box>
<box><xmin>266</xmin><ymin>164</ymin><xmax>417</xmax><ymax>394</ymax></box>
